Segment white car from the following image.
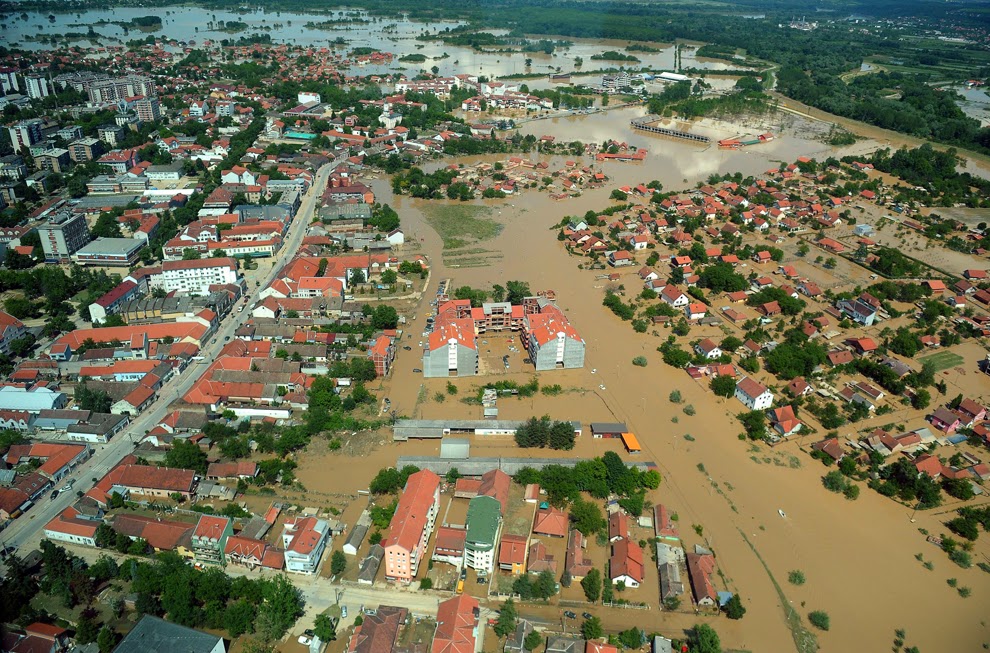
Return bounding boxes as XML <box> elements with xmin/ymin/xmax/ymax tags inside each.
<box><xmin>298</xmin><ymin>635</ymin><xmax>312</xmax><ymax>645</ymax></box>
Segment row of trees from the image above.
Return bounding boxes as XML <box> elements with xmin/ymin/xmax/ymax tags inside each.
<box><xmin>514</xmin><ymin>416</ymin><xmax>576</xmax><ymax>450</ymax></box>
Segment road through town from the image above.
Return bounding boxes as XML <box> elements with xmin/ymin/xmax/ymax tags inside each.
<box><xmin>0</xmin><ymin>160</ymin><xmax>340</xmax><ymax>561</ymax></box>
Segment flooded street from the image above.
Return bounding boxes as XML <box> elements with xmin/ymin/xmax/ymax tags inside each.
<box><xmin>294</xmin><ymin>106</ymin><xmax>990</xmax><ymax>653</ymax></box>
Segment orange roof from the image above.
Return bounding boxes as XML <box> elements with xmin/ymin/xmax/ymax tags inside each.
<box><xmin>533</xmin><ymin>506</ymin><xmax>568</xmax><ymax>537</ymax></box>
<box><xmin>54</xmin><ymin>322</ymin><xmax>208</xmax><ymax>350</ymax></box>
<box><xmin>432</xmin><ymin>595</ymin><xmax>479</xmax><ymax>653</ymax></box>
<box><xmin>5</xmin><ymin>443</ymin><xmax>87</xmax><ymax>479</ymax></box>
<box><xmin>383</xmin><ymin>470</ymin><xmax>440</xmax><ymax>553</ymax></box>
<box><xmin>499</xmin><ymin>534</ymin><xmax>528</xmax><ymax>566</ymax></box>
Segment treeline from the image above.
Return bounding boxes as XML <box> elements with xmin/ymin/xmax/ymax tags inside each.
<box><xmin>779</xmin><ymin>69</ymin><xmax>990</xmax><ymax>155</ymax></box>
<box><xmin>513</xmin><ymin>415</ymin><xmax>576</xmax><ymax>450</ymax></box>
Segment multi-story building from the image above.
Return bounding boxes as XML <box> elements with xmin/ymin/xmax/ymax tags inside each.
<box><xmin>463</xmin><ymin>495</ymin><xmax>501</xmax><ymax>575</ymax></box>
<box><xmin>0</xmin><ymin>67</ymin><xmax>19</xmax><ymax>94</ymax></box>
<box><xmin>523</xmin><ymin>304</ymin><xmax>586</xmax><ymax>371</ymax></box>
<box><xmin>0</xmin><ymin>155</ymin><xmax>27</xmax><ymax>181</ymax></box>
<box><xmin>0</xmin><ymin>310</ymin><xmax>27</xmax><ymax>355</ymax></box>
<box><xmin>97</xmin><ymin>124</ymin><xmax>125</xmax><ymax>147</ymax></box>
<box><xmin>368</xmin><ymin>335</ymin><xmax>395</xmax><ymax>377</ymax></box>
<box><xmin>24</xmin><ymin>75</ymin><xmax>51</xmax><ymax>100</ymax></box>
<box><xmin>86</xmin><ymin>75</ymin><xmax>156</xmax><ymax>103</ymax></box>
<box><xmin>56</xmin><ymin>126</ymin><xmax>83</xmax><ymax>141</ymax></box>
<box><xmin>7</xmin><ymin>119</ymin><xmax>43</xmax><ymax>150</ymax></box>
<box><xmin>39</xmin><ymin>211</ymin><xmax>91</xmax><ymax>263</ymax></box>
<box><xmin>282</xmin><ymin>516</ymin><xmax>330</xmax><ymax>574</ymax></box>
<box><xmin>432</xmin><ymin>595</ymin><xmax>479</xmax><ymax>653</ymax></box>
<box><xmin>423</xmin><ymin>319</ymin><xmax>478</xmax><ymax>378</ymax></box>
<box><xmin>134</xmin><ymin>96</ymin><xmax>162</xmax><ymax>123</ymax></box>
<box><xmin>384</xmin><ymin>469</ymin><xmax>441</xmax><ymax>582</ymax></box>
<box><xmin>97</xmin><ymin>148</ymin><xmax>138</xmax><ymax>175</ymax></box>
<box><xmin>36</xmin><ymin>148</ymin><xmax>71</xmax><ymax>174</ymax></box>
<box><xmin>149</xmin><ymin>258</ymin><xmax>241</xmax><ymax>295</ymax></box>
<box><xmin>68</xmin><ymin>137</ymin><xmax>105</xmax><ymax>162</ymax></box>
<box><xmin>191</xmin><ymin>514</ymin><xmax>232</xmax><ymax>565</ymax></box>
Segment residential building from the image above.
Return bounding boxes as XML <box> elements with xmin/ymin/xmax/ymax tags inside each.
<box><xmin>0</xmin><ymin>310</ymin><xmax>27</xmax><ymax>355</ymax></box>
<box><xmin>149</xmin><ymin>258</ymin><xmax>241</xmax><ymax>295</ymax></box>
<box><xmin>347</xmin><ymin>605</ymin><xmax>407</xmax><ymax>653</ymax></box>
<box><xmin>71</xmin><ymin>237</ymin><xmax>144</xmax><ymax>267</ymax></box>
<box><xmin>383</xmin><ymin>469</ymin><xmax>441</xmax><ymax>582</ymax></box>
<box><xmin>431</xmin><ymin>595</ymin><xmax>479</xmax><ymax>653</ymax></box>
<box><xmin>7</xmin><ymin>119</ymin><xmax>43</xmax><ymax>150</ymax></box>
<box><xmin>527</xmin><ymin>540</ymin><xmax>557</xmax><ymax>574</ymax></box>
<box><xmin>498</xmin><ymin>533</ymin><xmax>528</xmax><ymax>575</ymax></box>
<box><xmin>524</xmin><ymin>305</ymin><xmax>585</xmax><ymax>371</ymax></box>
<box><xmin>423</xmin><ymin>319</ymin><xmax>478</xmax><ymax>378</ymax></box>
<box><xmin>38</xmin><ymin>211</ymin><xmax>91</xmax><ymax>263</ymax></box>
<box><xmin>432</xmin><ymin>525</ymin><xmax>467</xmax><ymax>566</ymax></box>
<box><xmin>463</xmin><ymin>495</ymin><xmax>501</xmax><ymax>574</ymax></box>
<box><xmin>368</xmin><ymin>335</ymin><xmax>395</xmax><ymax>377</ymax></box>
<box><xmin>69</xmin><ymin>137</ymin><xmax>105</xmax><ymax>162</ymax></box>
<box><xmin>686</xmin><ymin>551</ymin><xmax>717</xmax><ymax>606</ymax></box>
<box><xmin>87</xmin><ymin>462</ymin><xmax>196</xmax><ymax>505</ymax></box>
<box><xmin>532</xmin><ymin>505</ymin><xmax>568</xmax><ymax>538</ymax></box>
<box><xmin>5</xmin><ymin>443</ymin><xmax>90</xmax><ymax>482</ymax></box>
<box><xmin>43</xmin><ymin>506</ymin><xmax>99</xmax><ymax>547</ymax></box>
<box><xmin>98</xmin><ymin>124</ymin><xmax>125</xmax><ymax>147</ymax></box>
<box><xmin>610</xmin><ymin>538</ymin><xmax>644</xmax><ymax>588</ymax></box>
<box><xmin>134</xmin><ymin>96</ymin><xmax>162</xmax><ymax>122</ymax></box>
<box><xmin>88</xmin><ymin>279</ymin><xmax>142</xmax><ymax>323</ymax></box>
<box><xmin>504</xmin><ymin>621</ymin><xmax>535</xmax><ymax>653</ymax></box>
<box><xmin>565</xmin><ymin>530</ymin><xmax>593</xmax><ymax>580</ymax></box>
<box><xmin>191</xmin><ymin>515</ymin><xmax>232</xmax><ymax>565</ymax></box>
<box><xmin>837</xmin><ymin>297</ymin><xmax>878</xmax><ymax>326</ymax></box>
<box><xmin>282</xmin><ymin>516</ymin><xmax>330</xmax><ymax>574</ymax></box>
<box><xmin>0</xmin><ymin>67</ymin><xmax>19</xmax><ymax>94</ymax></box>
<box><xmin>114</xmin><ymin>615</ymin><xmax>225</xmax><ymax>653</ymax></box>
<box><xmin>224</xmin><ymin>535</ymin><xmax>284</xmax><ymax>570</ymax></box>
<box><xmin>735</xmin><ymin>377</ymin><xmax>774</xmax><ymax>411</ymax></box>
<box><xmin>36</xmin><ymin>148</ymin><xmax>71</xmax><ymax>173</ymax></box>
<box><xmin>608</xmin><ymin>512</ymin><xmax>629</xmax><ymax>543</ymax></box>
<box><xmin>86</xmin><ymin>74</ymin><xmax>156</xmax><ymax>103</ymax></box>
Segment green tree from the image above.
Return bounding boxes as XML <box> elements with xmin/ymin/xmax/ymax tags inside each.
<box><xmin>808</xmin><ymin>610</ymin><xmax>830</xmax><ymax>631</ymax></box>
<box><xmin>314</xmin><ymin>613</ymin><xmax>337</xmax><ymax>642</ymax></box>
<box><xmin>618</xmin><ymin>628</ymin><xmax>643</xmax><ymax>649</ymax></box>
<box><xmin>710</xmin><ymin>375</ymin><xmax>736</xmax><ymax>398</ymax></box>
<box><xmin>581</xmin><ymin>568</ymin><xmax>602</xmax><ymax>602</ymax></box>
<box><xmin>569</xmin><ymin>499</ymin><xmax>606</xmax><ymax>535</ymax></box>
<box><xmin>724</xmin><ymin>594</ymin><xmax>746</xmax><ymax>619</ymax></box>
<box><xmin>524</xmin><ymin>629</ymin><xmax>543</xmax><ymax>651</ymax></box>
<box><xmin>691</xmin><ymin>624</ymin><xmax>722</xmax><ymax>653</ymax></box>
<box><xmin>331</xmin><ymin>550</ymin><xmax>347</xmax><ymax>576</ymax></box>
<box><xmin>534</xmin><ymin>569</ymin><xmax>557</xmax><ymax>599</ymax></box>
<box><xmin>259</xmin><ymin>575</ymin><xmax>304</xmax><ymax>640</ymax></box>
<box><xmin>96</xmin><ymin>626</ymin><xmax>118</xmax><ymax>653</ymax></box>
<box><xmin>582</xmin><ymin>616</ymin><xmax>603</xmax><ymax>640</ymax></box>
<box><xmin>76</xmin><ymin>613</ymin><xmax>100</xmax><ymax>644</ymax></box>
<box><xmin>494</xmin><ymin>598</ymin><xmax>518</xmax><ymax>638</ymax></box>
<box><xmin>164</xmin><ymin>439</ymin><xmax>209</xmax><ymax>474</ymax></box>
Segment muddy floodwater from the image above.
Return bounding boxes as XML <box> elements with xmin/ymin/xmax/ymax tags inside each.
<box><xmin>295</xmin><ymin>106</ymin><xmax>990</xmax><ymax>653</ymax></box>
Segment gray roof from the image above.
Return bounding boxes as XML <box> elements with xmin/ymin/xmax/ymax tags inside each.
<box><xmin>74</xmin><ymin>238</ymin><xmax>144</xmax><ymax>256</ymax></box>
<box><xmin>72</xmin><ymin>194</ymin><xmax>141</xmax><ymax>209</ymax></box>
<box><xmin>358</xmin><ymin>543</ymin><xmax>384</xmax><ymax>583</ymax></box>
<box><xmin>440</xmin><ymin>438</ymin><xmax>470</xmax><ymax>459</ymax></box>
<box><xmin>114</xmin><ymin>615</ymin><xmax>223</xmax><ymax>653</ymax></box>
<box><xmin>396</xmin><ymin>456</ymin><xmax>657</xmax><ymax>476</ymax></box>
<box><xmin>147</xmin><ymin>161</ymin><xmax>184</xmax><ymax>173</ymax></box>
<box><xmin>590</xmin><ymin>422</ymin><xmax>627</xmax><ymax>434</ymax></box>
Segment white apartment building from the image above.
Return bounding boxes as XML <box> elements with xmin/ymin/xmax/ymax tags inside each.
<box><xmin>148</xmin><ymin>258</ymin><xmax>241</xmax><ymax>296</ymax></box>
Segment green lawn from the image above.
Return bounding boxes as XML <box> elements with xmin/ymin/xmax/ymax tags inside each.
<box><xmin>422</xmin><ymin>204</ymin><xmax>501</xmax><ymax>250</ymax></box>
<box><xmin>918</xmin><ymin>350</ymin><xmax>966</xmax><ymax>373</ymax></box>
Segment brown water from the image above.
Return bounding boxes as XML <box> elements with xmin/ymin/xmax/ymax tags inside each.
<box><xmin>296</xmin><ymin>110</ymin><xmax>990</xmax><ymax>652</ymax></box>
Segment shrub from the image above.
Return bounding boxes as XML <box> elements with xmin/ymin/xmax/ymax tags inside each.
<box><xmin>669</xmin><ymin>390</ymin><xmax>682</xmax><ymax>403</ymax></box>
<box><xmin>948</xmin><ymin>549</ymin><xmax>972</xmax><ymax>568</ymax></box>
<box><xmin>419</xmin><ymin>578</ymin><xmax>433</xmax><ymax>590</ymax></box>
<box><xmin>808</xmin><ymin>611</ymin><xmax>830</xmax><ymax>631</ymax></box>
<box><xmin>632</xmin><ymin>356</ymin><xmax>648</xmax><ymax>367</ymax></box>
<box><xmin>787</xmin><ymin>570</ymin><xmax>806</xmax><ymax>586</ymax></box>
<box><xmin>683</xmin><ymin>405</ymin><xmax>696</xmax><ymax>416</ymax></box>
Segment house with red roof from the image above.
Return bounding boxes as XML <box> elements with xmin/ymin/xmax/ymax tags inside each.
<box><xmin>610</xmin><ymin>538</ymin><xmax>644</xmax><ymax>588</ymax></box>
<box><xmin>431</xmin><ymin>595</ymin><xmax>479</xmax><ymax>653</ymax></box>
<box><xmin>282</xmin><ymin>515</ymin><xmax>330</xmax><ymax>574</ymax></box>
<box><xmin>527</xmin><ymin>540</ymin><xmax>557</xmax><ymax>574</ymax></box>
<box><xmin>225</xmin><ymin>535</ymin><xmax>284</xmax><ymax>570</ymax></box>
<box><xmin>43</xmin><ymin>506</ymin><xmax>99</xmax><ymax>547</ymax></box>
<box><xmin>499</xmin><ymin>534</ymin><xmax>528</xmax><ymax>574</ymax></box>
<box><xmin>533</xmin><ymin>505</ymin><xmax>568</xmax><ymax>538</ymax></box>
<box><xmin>565</xmin><ymin>529</ymin><xmax>593</xmax><ymax>580</ymax></box>
<box><xmin>768</xmin><ymin>405</ymin><xmax>802</xmax><ymax>437</ymax></box>
<box><xmin>368</xmin><ymin>334</ymin><xmax>395</xmax><ymax>377</ymax></box>
<box><xmin>384</xmin><ymin>470</ymin><xmax>440</xmax><ymax>582</ymax></box>
<box><xmin>687</xmin><ymin>552</ymin><xmax>718</xmax><ymax>606</ymax></box>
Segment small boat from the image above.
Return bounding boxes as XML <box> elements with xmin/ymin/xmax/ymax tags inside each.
<box><xmin>778</xmin><ymin>509</ymin><xmax>786</xmax><ymax>518</ymax></box>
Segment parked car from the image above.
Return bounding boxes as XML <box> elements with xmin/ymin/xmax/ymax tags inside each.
<box><xmin>341</xmin><ymin>606</ymin><xmax>348</xmax><ymax>618</ymax></box>
<box><xmin>403</xmin><ymin>346</ymin><xmax>412</xmax><ymax>351</ymax></box>
<box><xmin>564</xmin><ymin>611</ymin><xmax>577</xmax><ymax>619</ymax></box>
<box><xmin>413</xmin><ymin>368</ymin><xmax>422</xmax><ymax>373</ymax></box>
<box><xmin>582</xmin><ymin>612</ymin><xmax>593</xmax><ymax>620</ymax></box>
<box><xmin>298</xmin><ymin>635</ymin><xmax>312</xmax><ymax>645</ymax></box>
<box><xmin>50</xmin><ymin>490</ymin><xmax>59</xmax><ymax>501</ymax></box>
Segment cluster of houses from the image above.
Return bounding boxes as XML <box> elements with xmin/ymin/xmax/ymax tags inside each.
<box><xmin>423</xmin><ymin>291</ymin><xmax>585</xmax><ymax>377</ymax></box>
<box><xmin>41</xmin><ymin>452</ymin><xmax>334</xmax><ymax>575</ymax></box>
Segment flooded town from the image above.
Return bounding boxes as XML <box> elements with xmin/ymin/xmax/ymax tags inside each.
<box><xmin>0</xmin><ymin>2</ymin><xmax>989</xmax><ymax>653</ymax></box>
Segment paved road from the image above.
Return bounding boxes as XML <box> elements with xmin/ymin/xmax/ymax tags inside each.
<box><xmin>1</xmin><ymin>160</ymin><xmax>341</xmax><ymax>560</ymax></box>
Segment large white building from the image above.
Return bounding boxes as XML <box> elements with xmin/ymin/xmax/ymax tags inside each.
<box><xmin>282</xmin><ymin>516</ymin><xmax>329</xmax><ymax>574</ymax></box>
<box><xmin>148</xmin><ymin>258</ymin><xmax>241</xmax><ymax>296</ymax></box>
<box><xmin>735</xmin><ymin>377</ymin><xmax>774</xmax><ymax>411</ymax></box>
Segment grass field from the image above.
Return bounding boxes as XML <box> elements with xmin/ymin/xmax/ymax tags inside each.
<box><xmin>423</xmin><ymin>204</ymin><xmax>501</xmax><ymax>250</ymax></box>
<box><xmin>918</xmin><ymin>350</ymin><xmax>966</xmax><ymax>373</ymax></box>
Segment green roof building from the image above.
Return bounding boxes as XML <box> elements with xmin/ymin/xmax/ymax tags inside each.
<box><xmin>464</xmin><ymin>494</ymin><xmax>501</xmax><ymax>574</ymax></box>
